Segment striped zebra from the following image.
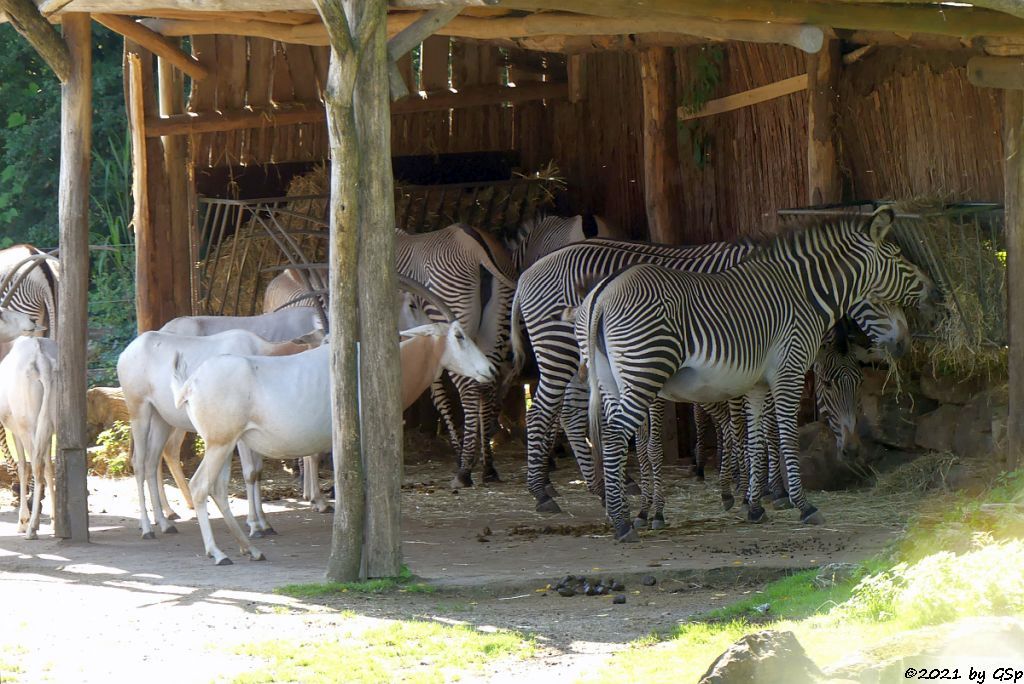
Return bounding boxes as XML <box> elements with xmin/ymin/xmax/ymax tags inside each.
<box><xmin>510</xmin><ymin>237</ymin><xmax>752</xmax><ymax>512</ymax></box>
<box><xmin>578</xmin><ymin>208</ymin><xmax>935</xmax><ymax>540</ymax></box>
<box><xmin>506</xmin><ymin>214</ymin><xmax>627</xmax><ymax>274</ymax></box>
<box><xmin>396</xmin><ymin>224</ymin><xmax>518</xmax><ymax>487</ymax></box>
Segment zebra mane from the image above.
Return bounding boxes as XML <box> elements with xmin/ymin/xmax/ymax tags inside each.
<box><xmin>737</xmin><ymin>213</ymin><xmax>876</xmax><ymax>262</ymax></box>
<box><xmin>505</xmin><ymin>212</ymin><xmax>556</xmax><ymax>251</ymax></box>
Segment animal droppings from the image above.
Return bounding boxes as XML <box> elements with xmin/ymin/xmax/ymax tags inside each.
<box><xmin>613</xmin><ymin>594</ymin><xmax>626</xmax><ymax>604</ymax></box>
<box><xmin>641</xmin><ymin>575</ymin><xmax>657</xmax><ymax>586</ymax></box>
<box><xmin>557</xmin><ymin>586</ymin><xmax>576</xmax><ymax>597</ymax></box>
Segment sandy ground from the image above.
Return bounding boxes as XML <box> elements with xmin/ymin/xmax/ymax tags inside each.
<box><xmin>0</xmin><ymin>444</ymin><xmax>908</xmax><ymax>682</ymax></box>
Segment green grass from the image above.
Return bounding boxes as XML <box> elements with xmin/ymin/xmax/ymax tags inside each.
<box><xmin>0</xmin><ymin>644</ymin><xmax>25</xmax><ymax>682</ymax></box>
<box><xmin>588</xmin><ymin>469</ymin><xmax>1024</xmax><ymax>684</ymax></box>
<box><xmin>274</xmin><ymin>566</ymin><xmax>436</xmax><ymax>598</ymax></box>
<box><xmin>234</xmin><ymin>619</ymin><xmax>534</xmax><ymax>683</ymax></box>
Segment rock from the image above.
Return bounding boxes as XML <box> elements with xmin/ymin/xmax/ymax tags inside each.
<box><xmin>919</xmin><ymin>371</ymin><xmax>986</xmax><ymax>405</ymax></box>
<box><xmin>825</xmin><ymin>616</ymin><xmax>1024</xmax><ymax>683</ymax></box>
<box><xmin>557</xmin><ymin>586</ymin><xmax>576</xmax><ymax>598</ymax></box>
<box><xmin>812</xmin><ymin>562</ymin><xmax>859</xmax><ymax>589</ymax></box>
<box><xmin>641</xmin><ymin>575</ymin><xmax>657</xmax><ymax>586</ymax></box>
<box><xmin>797</xmin><ymin>422</ymin><xmax>862</xmax><ymax>490</ymax></box>
<box><xmin>85</xmin><ymin>386</ymin><xmax>128</xmax><ymax>446</ymax></box>
<box><xmin>952</xmin><ymin>387</ymin><xmax>1008</xmax><ymax>460</ymax></box>
<box><xmin>699</xmin><ymin>630</ymin><xmax>823</xmax><ymax>684</ymax></box>
<box><xmin>861</xmin><ymin>390</ymin><xmax>937</xmax><ymax>450</ymax></box>
<box><xmin>914</xmin><ymin>405</ymin><xmax>960</xmax><ymax>453</ymax></box>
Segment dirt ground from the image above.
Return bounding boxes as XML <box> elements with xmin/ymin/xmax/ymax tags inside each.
<box><xmin>0</xmin><ymin>441</ymin><xmax>909</xmax><ymax>682</ymax></box>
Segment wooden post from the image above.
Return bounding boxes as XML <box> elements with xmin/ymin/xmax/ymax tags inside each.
<box><xmin>55</xmin><ymin>13</ymin><xmax>91</xmax><ymax>542</ymax></box>
<box><xmin>317</xmin><ymin>0</ymin><xmax>402</xmax><ymax>582</ymax></box>
<box><xmin>127</xmin><ymin>43</ymin><xmax>176</xmax><ymax>332</ymax></box>
<box><xmin>1005</xmin><ymin>90</ymin><xmax>1024</xmax><ymax>470</ymax></box>
<box><xmin>806</xmin><ymin>38</ymin><xmax>842</xmax><ymax>205</ymax></box>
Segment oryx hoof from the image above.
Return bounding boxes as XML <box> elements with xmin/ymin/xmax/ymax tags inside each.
<box><xmin>249</xmin><ymin>530</ymin><xmax>264</xmax><ymax>539</ymax></box>
<box><xmin>141</xmin><ymin>531</ymin><xmax>156</xmax><ymax>540</ymax></box>
<box><xmin>536</xmin><ymin>496</ymin><xmax>562</xmax><ymax>514</ymax></box>
<box><xmin>262</xmin><ymin>527</ymin><xmax>278</xmax><ymax>536</ymax></box>
<box><xmin>215</xmin><ymin>557</ymin><xmax>234</xmax><ymax>566</ymax></box>
<box><xmin>163</xmin><ymin>525</ymin><xmax>179</xmax><ymax>534</ymax></box>
<box><xmin>801</xmin><ymin>507</ymin><xmax>825</xmax><ymax>525</ymax></box>
<box><xmin>651</xmin><ymin>514</ymin><xmax>666</xmax><ymax>530</ymax></box>
<box><xmin>625</xmin><ymin>480</ymin><xmax>642</xmax><ymax>496</ymax></box>
<box><xmin>772</xmin><ymin>497</ymin><xmax>794</xmax><ymax>510</ymax></box>
<box><xmin>747</xmin><ymin>507</ymin><xmax>768</xmax><ymax>524</ymax></box>
<box><xmin>615</xmin><ymin>523</ymin><xmax>640</xmax><ymax>543</ymax></box>
<box><xmin>167</xmin><ymin>512</ymin><xmax>181</xmax><ymax>521</ymax></box>
<box><xmin>483</xmin><ymin>468</ymin><xmax>502</xmax><ymax>484</ymax></box>
<box><xmin>314</xmin><ymin>504</ymin><xmax>333</xmax><ymax>514</ymax></box>
<box><xmin>26</xmin><ymin>530</ymin><xmax>37</xmax><ymax>541</ymax></box>
<box><xmin>250</xmin><ymin>551</ymin><xmax>266</xmax><ymax>562</ymax></box>
<box><xmin>721</xmin><ymin>494</ymin><xmax>735</xmax><ymax>512</ymax></box>
<box><xmin>544</xmin><ymin>484</ymin><xmax>561</xmax><ymax>499</ymax></box>
<box><xmin>632</xmin><ymin>515</ymin><xmax>649</xmax><ymax>530</ymax></box>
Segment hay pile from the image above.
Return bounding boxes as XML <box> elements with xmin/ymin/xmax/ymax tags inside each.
<box><xmin>873</xmin><ymin>452</ymin><xmax>960</xmax><ymax>496</ymax></box>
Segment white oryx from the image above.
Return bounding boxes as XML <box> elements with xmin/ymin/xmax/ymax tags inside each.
<box><xmin>172</xmin><ymin>320</ymin><xmax>494</xmax><ymax>565</ymax></box>
<box><xmin>0</xmin><ymin>337</ymin><xmax>56</xmax><ymax>539</ymax></box>
<box><xmin>0</xmin><ymin>309</ymin><xmax>43</xmax><ymax>343</ymax></box>
<box><xmin>117</xmin><ymin>328</ymin><xmax>321</xmax><ymax>540</ymax></box>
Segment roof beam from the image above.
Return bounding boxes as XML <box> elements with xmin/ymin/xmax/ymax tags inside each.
<box><xmin>0</xmin><ymin>0</ymin><xmax>70</xmax><ymax>82</ymax></box>
<box><xmin>93</xmin><ymin>13</ymin><xmax>209</xmax><ymax>80</ymax></box>
<box><xmin>386</xmin><ymin>5</ymin><xmax>462</xmax><ymax>99</ymax></box>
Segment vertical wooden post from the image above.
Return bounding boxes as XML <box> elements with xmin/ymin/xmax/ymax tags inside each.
<box><xmin>55</xmin><ymin>13</ymin><xmax>91</xmax><ymax>541</ymax></box>
<box><xmin>158</xmin><ymin>56</ymin><xmax>194</xmax><ymax>317</ymax></box>
<box><xmin>806</xmin><ymin>38</ymin><xmax>842</xmax><ymax>206</ymax></box>
<box><xmin>639</xmin><ymin>47</ymin><xmax>683</xmax><ymax>244</ymax></box>
<box><xmin>1005</xmin><ymin>90</ymin><xmax>1024</xmax><ymax>470</ymax></box>
<box><xmin>318</xmin><ymin>0</ymin><xmax>401</xmax><ymax>582</ymax></box>
<box><xmin>640</xmin><ymin>46</ymin><xmax>685</xmax><ymax>460</ymax></box>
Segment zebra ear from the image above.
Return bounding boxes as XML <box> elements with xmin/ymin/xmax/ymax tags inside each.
<box><xmin>868</xmin><ymin>206</ymin><xmax>896</xmax><ymax>245</ymax></box>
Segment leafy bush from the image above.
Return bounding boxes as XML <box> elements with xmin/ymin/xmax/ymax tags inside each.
<box><xmin>90</xmin><ymin>420</ymin><xmax>131</xmax><ymax>477</ymax></box>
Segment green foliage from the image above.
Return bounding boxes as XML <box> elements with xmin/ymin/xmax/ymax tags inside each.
<box><xmin>677</xmin><ymin>45</ymin><xmax>724</xmax><ymax>170</ymax></box>
<box><xmin>90</xmin><ymin>420</ymin><xmax>132</xmax><ymax>477</ymax></box>
<box><xmin>234</xmin><ymin>619</ymin><xmax>533</xmax><ymax>684</ymax></box>
<box><xmin>275</xmin><ymin>566</ymin><xmax>435</xmax><ymax>597</ymax></box>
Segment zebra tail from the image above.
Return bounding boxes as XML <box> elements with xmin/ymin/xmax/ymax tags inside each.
<box><xmin>509</xmin><ymin>289</ymin><xmax>527</xmax><ymax>378</ymax></box>
<box><xmin>586</xmin><ymin>300</ymin><xmax>605</xmax><ymax>473</ymax></box>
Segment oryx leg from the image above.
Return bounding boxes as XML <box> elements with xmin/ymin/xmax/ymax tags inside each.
<box><xmin>238</xmin><ymin>445</ymin><xmax>275</xmax><ymax>537</ymax></box>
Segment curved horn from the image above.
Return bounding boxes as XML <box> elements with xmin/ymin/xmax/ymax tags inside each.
<box><xmin>273</xmin><ymin>289</ymin><xmax>328</xmax><ymax>312</ymax></box>
<box><xmin>397</xmin><ymin>274</ymin><xmax>456</xmax><ymax>322</ymax></box>
<box><xmin>0</xmin><ymin>253</ymin><xmax>60</xmax><ymax>309</ymax></box>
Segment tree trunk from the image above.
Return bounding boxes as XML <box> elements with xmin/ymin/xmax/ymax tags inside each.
<box><xmin>806</xmin><ymin>38</ymin><xmax>843</xmax><ymax>206</ymax></box>
<box><xmin>55</xmin><ymin>13</ymin><xmax>91</xmax><ymax>541</ymax></box>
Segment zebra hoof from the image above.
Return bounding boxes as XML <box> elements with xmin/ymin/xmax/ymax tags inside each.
<box><xmin>695</xmin><ymin>465</ymin><xmax>706</xmax><ymax>481</ymax></box>
<box><xmin>625</xmin><ymin>480</ymin><xmax>642</xmax><ymax>496</ymax></box>
<box><xmin>772</xmin><ymin>497</ymin><xmax>794</xmax><ymax>510</ymax></box>
<box><xmin>616</xmin><ymin>524</ymin><xmax>640</xmax><ymax>543</ymax></box>
<box><xmin>215</xmin><ymin>557</ymin><xmax>234</xmax><ymax>566</ymax></box>
<box><xmin>483</xmin><ymin>468</ymin><xmax>502</xmax><ymax>484</ymax></box>
<box><xmin>141</xmin><ymin>531</ymin><xmax>156</xmax><ymax>540</ymax></box>
<box><xmin>544</xmin><ymin>484</ymin><xmax>561</xmax><ymax>499</ymax></box>
<box><xmin>632</xmin><ymin>516</ymin><xmax>649</xmax><ymax>530</ymax></box>
<box><xmin>450</xmin><ymin>472</ymin><xmax>473</xmax><ymax>489</ymax></box>
<box><xmin>747</xmin><ymin>507</ymin><xmax>768</xmax><ymax>524</ymax></box>
<box><xmin>651</xmin><ymin>514</ymin><xmax>666</xmax><ymax>530</ymax></box>
<box><xmin>801</xmin><ymin>507</ymin><xmax>825</xmax><ymax>525</ymax></box>
<box><xmin>536</xmin><ymin>496</ymin><xmax>562</xmax><ymax>514</ymax></box>
<box><xmin>721</xmin><ymin>494</ymin><xmax>735</xmax><ymax>512</ymax></box>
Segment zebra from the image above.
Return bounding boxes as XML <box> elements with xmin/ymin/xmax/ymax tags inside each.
<box><xmin>510</xmin><ymin>237</ymin><xmax>753</xmax><ymax>512</ymax></box>
<box><xmin>578</xmin><ymin>208</ymin><xmax>935</xmax><ymax>541</ymax></box>
<box><xmin>505</xmin><ymin>214</ymin><xmax>627</xmax><ymax>274</ymax></box>
<box><xmin>396</xmin><ymin>224</ymin><xmax>518</xmax><ymax>487</ymax></box>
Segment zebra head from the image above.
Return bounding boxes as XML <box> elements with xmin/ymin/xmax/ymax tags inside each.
<box><xmin>855</xmin><ymin>207</ymin><xmax>937</xmax><ymax>310</ymax></box>
<box><xmin>813</xmin><ymin>330</ymin><xmax>864</xmax><ymax>460</ymax></box>
<box><xmin>847</xmin><ymin>298</ymin><xmax>910</xmax><ymax>357</ymax></box>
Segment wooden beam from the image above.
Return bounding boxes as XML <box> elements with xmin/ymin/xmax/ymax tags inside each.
<box><xmin>0</xmin><ymin>0</ymin><xmax>70</xmax><ymax>82</ymax></box>
<box><xmin>567</xmin><ymin>53</ymin><xmax>584</xmax><ymax>102</ymax></box>
<box><xmin>499</xmin><ymin>0</ymin><xmax>1024</xmax><ymax>41</ymax></box>
<box><xmin>55</xmin><ymin>12</ymin><xmax>90</xmax><ymax>542</ymax></box>
<box><xmin>679</xmin><ymin>73</ymin><xmax>808</xmax><ymax>121</ymax></box>
<box><xmin>834</xmin><ymin>0</ymin><xmax>1024</xmax><ymax>22</ymax></box>
<box><xmin>1005</xmin><ymin>89</ymin><xmax>1024</xmax><ymax>470</ymax></box>
<box><xmin>94</xmin><ymin>14</ymin><xmax>209</xmax><ymax>81</ymax></box>
<box><xmin>640</xmin><ymin>47</ymin><xmax>682</xmax><ymax>244</ymax></box>
<box><xmin>807</xmin><ymin>39</ymin><xmax>843</xmax><ymax>205</ymax></box>
<box><xmin>392</xmin><ymin>80</ymin><xmax>566</xmax><ymax>112</ymax></box>
<box><xmin>156</xmin><ymin>57</ymin><xmax>192</xmax><ymax>319</ymax></box>
<box><xmin>968</xmin><ymin>56</ymin><xmax>1024</xmax><ymax>89</ymax></box>
<box><xmin>385</xmin><ymin>5</ymin><xmax>462</xmax><ymax>99</ymax></box>
<box><xmin>142</xmin><ymin>12</ymin><xmax>823</xmax><ymax>53</ymax></box>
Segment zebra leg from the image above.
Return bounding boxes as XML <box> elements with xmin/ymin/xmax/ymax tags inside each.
<box><xmin>633</xmin><ymin>416</ymin><xmax>653</xmax><ymax>529</ymax></box>
<box><xmin>744</xmin><ymin>389</ymin><xmax>770</xmax><ymax>523</ymax></box>
<box><xmin>526</xmin><ymin>373</ymin><xmax>575</xmax><ymax>513</ymax></box>
<box><xmin>480</xmin><ymin>383</ymin><xmax>502</xmax><ymax>483</ymax></box>
<box><xmin>450</xmin><ymin>377</ymin><xmax>484</xmax><ymax>489</ymax></box>
<box><xmin>693</xmin><ymin>403</ymin><xmax>708</xmax><ymax>481</ymax></box>
<box><xmin>647</xmin><ymin>399</ymin><xmax>667</xmax><ymax>529</ymax></box>
<box><xmin>429</xmin><ymin>380</ymin><xmax>462</xmax><ymax>464</ymax></box>
<box><xmin>727</xmin><ymin>398</ymin><xmax>749</xmax><ymax>510</ymax></box>
<box><xmin>764</xmin><ymin>398</ymin><xmax>792</xmax><ymax>510</ymax></box>
<box><xmin>603</xmin><ymin>410</ymin><xmax>645</xmax><ymax>543</ymax></box>
<box><xmin>772</xmin><ymin>376</ymin><xmax>823</xmax><ymax>524</ymax></box>
<box><xmin>702</xmin><ymin>402</ymin><xmax>733</xmax><ymax>509</ymax></box>
<box><xmin>561</xmin><ymin>376</ymin><xmax>595</xmax><ymax>495</ymax></box>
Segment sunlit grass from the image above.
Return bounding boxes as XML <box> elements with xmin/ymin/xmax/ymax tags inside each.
<box><xmin>588</xmin><ymin>470</ymin><xmax>1024</xmax><ymax>683</ymax></box>
<box><xmin>234</xmin><ymin>619</ymin><xmax>534</xmax><ymax>683</ymax></box>
<box><xmin>275</xmin><ymin>566</ymin><xmax>435</xmax><ymax>597</ymax></box>
<box><xmin>0</xmin><ymin>644</ymin><xmax>25</xmax><ymax>682</ymax></box>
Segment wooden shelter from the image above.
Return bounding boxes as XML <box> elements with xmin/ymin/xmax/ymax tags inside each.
<box><xmin>4</xmin><ymin>0</ymin><xmax>1024</xmax><ymax>578</ymax></box>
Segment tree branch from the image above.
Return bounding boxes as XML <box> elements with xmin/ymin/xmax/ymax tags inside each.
<box><xmin>0</xmin><ymin>0</ymin><xmax>71</xmax><ymax>83</ymax></box>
